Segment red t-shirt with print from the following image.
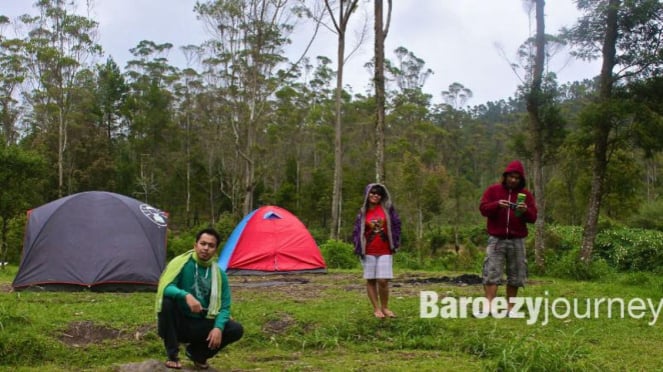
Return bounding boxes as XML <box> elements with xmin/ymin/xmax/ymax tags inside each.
<box><xmin>364</xmin><ymin>206</ymin><xmax>391</xmax><ymax>256</ymax></box>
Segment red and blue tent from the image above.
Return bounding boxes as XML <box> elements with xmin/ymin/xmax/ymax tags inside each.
<box><xmin>218</xmin><ymin>206</ymin><xmax>326</xmax><ymax>274</ymax></box>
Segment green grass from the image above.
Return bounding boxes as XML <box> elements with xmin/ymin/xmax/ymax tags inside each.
<box><xmin>1</xmin><ymin>265</ymin><xmax>663</xmax><ymax>371</ymax></box>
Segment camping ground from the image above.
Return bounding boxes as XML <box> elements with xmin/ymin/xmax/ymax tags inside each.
<box><xmin>1</xmin><ymin>266</ymin><xmax>663</xmax><ymax>371</ymax></box>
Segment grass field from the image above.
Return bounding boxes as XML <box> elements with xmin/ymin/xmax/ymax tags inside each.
<box><xmin>1</xmin><ymin>265</ymin><xmax>663</xmax><ymax>371</ymax></box>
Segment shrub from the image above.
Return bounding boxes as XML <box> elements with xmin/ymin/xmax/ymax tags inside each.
<box><xmin>460</xmin><ymin>224</ymin><xmax>487</xmax><ymax>247</ymax></box>
<box><xmin>166</xmin><ymin>217</ymin><xmax>239</xmax><ymax>260</ymax></box>
<box><xmin>319</xmin><ymin>239</ymin><xmax>358</xmax><ymax>269</ymax></box>
<box><xmin>394</xmin><ymin>250</ymin><xmax>426</xmax><ymax>270</ymax></box>
<box><xmin>3</xmin><ymin>215</ymin><xmax>27</xmax><ymax>264</ymax></box>
<box><xmin>545</xmin><ymin>225</ymin><xmax>583</xmax><ymax>252</ymax></box>
<box><xmin>167</xmin><ymin>230</ymin><xmax>196</xmax><ymax>259</ymax></box>
<box><xmin>307</xmin><ymin>227</ymin><xmax>330</xmax><ymax>246</ymax></box>
<box><xmin>214</xmin><ymin>212</ymin><xmax>239</xmax><ymax>241</ymax></box>
<box><xmin>534</xmin><ymin>225</ymin><xmax>663</xmax><ymax>276</ymax></box>
<box><xmin>424</xmin><ymin>224</ymin><xmax>485</xmax><ymax>253</ymax></box>
<box><xmin>594</xmin><ymin>228</ymin><xmax>663</xmax><ymax>272</ymax></box>
<box><xmin>629</xmin><ymin>199</ymin><xmax>663</xmax><ymax>231</ymax></box>
<box><xmin>597</xmin><ymin>215</ymin><xmax>625</xmax><ymax>231</ymax></box>
<box><xmin>528</xmin><ymin>225</ymin><xmax>582</xmax><ymax>276</ymax></box>
<box><xmin>546</xmin><ymin>249</ymin><xmax>614</xmax><ymax>281</ymax></box>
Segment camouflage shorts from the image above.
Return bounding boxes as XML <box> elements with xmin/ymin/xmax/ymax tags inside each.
<box><xmin>482</xmin><ymin>236</ymin><xmax>527</xmax><ymax>287</ymax></box>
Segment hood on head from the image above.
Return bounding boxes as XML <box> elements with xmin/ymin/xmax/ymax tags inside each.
<box><xmin>502</xmin><ymin>160</ymin><xmax>526</xmax><ymax>188</ymax></box>
<box><xmin>362</xmin><ymin>182</ymin><xmax>392</xmax><ymax>209</ymax></box>
<box><xmin>503</xmin><ymin>160</ymin><xmax>525</xmax><ymax>177</ymax></box>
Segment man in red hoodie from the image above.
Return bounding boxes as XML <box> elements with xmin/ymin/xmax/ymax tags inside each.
<box><xmin>479</xmin><ymin>160</ymin><xmax>537</xmax><ymax>316</ymax></box>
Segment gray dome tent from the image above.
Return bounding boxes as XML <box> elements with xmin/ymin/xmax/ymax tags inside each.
<box><xmin>12</xmin><ymin>191</ymin><xmax>168</xmax><ymax>291</ymax></box>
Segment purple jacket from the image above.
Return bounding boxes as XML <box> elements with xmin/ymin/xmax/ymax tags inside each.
<box><xmin>352</xmin><ymin>183</ymin><xmax>402</xmax><ymax>256</ymax></box>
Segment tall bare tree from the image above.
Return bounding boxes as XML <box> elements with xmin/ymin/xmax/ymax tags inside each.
<box><xmin>441</xmin><ymin>82</ymin><xmax>473</xmax><ymax>255</ymax></box>
<box><xmin>196</xmin><ymin>0</ymin><xmax>309</xmax><ymax>217</ymax></box>
<box><xmin>324</xmin><ymin>0</ymin><xmax>359</xmax><ymax>239</ymax></box>
<box><xmin>374</xmin><ymin>0</ymin><xmax>392</xmax><ymax>182</ymax></box>
<box><xmin>526</xmin><ymin>0</ymin><xmax>547</xmax><ymax>269</ymax></box>
<box><xmin>580</xmin><ymin>0</ymin><xmax>620</xmax><ymax>261</ymax></box>
<box><xmin>0</xmin><ymin>17</ymin><xmax>25</xmax><ymax>146</ymax></box>
<box><xmin>20</xmin><ymin>0</ymin><xmax>101</xmax><ymax>197</ymax></box>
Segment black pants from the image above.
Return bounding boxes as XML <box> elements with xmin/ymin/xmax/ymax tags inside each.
<box><xmin>158</xmin><ymin>297</ymin><xmax>244</xmax><ymax>362</ymax></box>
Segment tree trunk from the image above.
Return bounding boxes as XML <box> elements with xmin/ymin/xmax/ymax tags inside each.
<box><xmin>326</xmin><ymin>0</ymin><xmax>359</xmax><ymax>239</ymax></box>
<box><xmin>208</xmin><ymin>143</ymin><xmax>216</xmax><ymax>225</ymax></box>
<box><xmin>58</xmin><ymin>108</ymin><xmax>66</xmax><ymax>198</ymax></box>
<box><xmin>241</xmin><ymin>85</ymin><xmax>258</xmax><ymax>217</ymax></box>
<box><xmin>580</xmin><ymin>0</ymin><xmax>619</xmax><ymax>262</ymax></box>
<box><xmin>185</xmin><ymin>111</ymin><xmax>191</xmax><ymax>227</ymax></box>
<box><xmin>374</xmin><ymin>0</ymin><xmax>386</xmax><ymax>183</ymax></box>
<box><xmin>454</xmin><ymin>188</ymin><xmax>461</xmax><ymax>254</ymax></box>
<box><xmin>0</xmin><ymin>218</ymin><xmax>7</xmax><ymax>271</ymax></box>
<box><xmin>527</xmin><ymin>0</ymin><xmax>546</xmax><ymax>270</ymax></box>
<box><xmin>330</xmin><ymin>25</ymin><xmax>345</xmax><ymax>240</ymax></box>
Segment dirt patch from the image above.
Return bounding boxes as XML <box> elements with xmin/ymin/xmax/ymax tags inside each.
<box><xmin>58</xmin><ymin>320</ymin><xmax>154</xmax><ymax>347</ymax></box>
<box><xmin>230</xmin><ymin>273</ymin><xmax>352</xmax><ymax>302</ymax></box>
<box><xmin>402</xmin><ymin>274</ymin><xmax>483</xmax><ymax>286</ymax></box>
<box><xmin>262</xmin><ymin>313</ymin><xmax>297</xmax><ymax>335</ymax></box>
<box><xmin>233</xmin><ymin>277</ymin><xmax>310</xmax><ymax>288</ymax></box>
<box><xmin>229</xmin><ymin>272</ymin><xmax>485</xmax><ymax>302</ymax></box>
<box><xmin>59</xmin><ymin>320</ymin><xmax>122</xmax><ymax>346</ymax></box>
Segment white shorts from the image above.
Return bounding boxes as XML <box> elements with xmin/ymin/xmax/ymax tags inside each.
<box><xmin>361</xmin><ymin>254</ymin><xmax>393</xmax><ymax>279</ymax></box>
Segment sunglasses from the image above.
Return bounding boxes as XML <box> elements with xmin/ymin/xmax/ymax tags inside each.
<box><xmin>369</xmin><ymin>190</ymin><xmax>383</xmax><ymax>196</ymax></box>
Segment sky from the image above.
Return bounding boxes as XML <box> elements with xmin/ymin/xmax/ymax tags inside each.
<box><xmin>3</xmin><ymin>0</ymin><xmax>600</xmax><ymax>106</ymax></box>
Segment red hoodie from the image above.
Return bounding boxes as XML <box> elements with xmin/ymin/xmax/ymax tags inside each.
<box><xmin>479</xmin><ymin>160</ymin><xmax>537</xmax><ymax>238</ymax></box>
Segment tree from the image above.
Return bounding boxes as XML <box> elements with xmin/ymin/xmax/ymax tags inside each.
<box><xmin>390</xmin><ymin>46</ymin><xmax>433</xmax><ymax>94</ymax></box>
<box><xmin>324</xmin><ymin>0</ymin><xmax>360</xmax><ymax>239</ymax></box>
<box><xmin>439</xmin><ymin>83</ymin><xmax>474</xmax><ymax>253</ymax></box>
<box><xmin>0</xmin><ymin>17</ymin><xmax>25</xmax><ymax>146</ymax></box>
<box><xmin>95</xmin><ymin>57</ymin><xmax>128</xmax><ymax>143</ymax></box>
<box><xmin>195</xmin><ymin>0</ymin><xmax>296</xmax><ymax>216</ymax></box>
<box><xmin>374</xmin><ymin>0</ymin><xmax>392</xmax><ymax>182</ymax></box>
<box><xmin>123</xmin><ymin>40</ymin><xmax>179</xmax><ymax>204</ymax></box>
<box><xmin>175</xmin><ymin>64</ymin><xmax>203</xmax><ymax>227</ymax></box>
<box><xmin>268</xmin><ymin>56</ymin><xmax>336</xmax><ymax>227</ymax></box>
<box><xmin>564</xmin><ymin>0</ymin><xmax>663</xmax><ymax>261</ymax></box>
<box><xmin>0</xmin><ymin>145</ymin><xmax>45</xmax><ymax>268</ymax></box>
<box><xmin>19</xmin><ymin>0</ymin><xmax>101</xmax><ymax>197</ymax></box>
<box><xmin>525</xmin><ymin>0</ymin><xmax>547</xmax><ymax>269</ymax></box>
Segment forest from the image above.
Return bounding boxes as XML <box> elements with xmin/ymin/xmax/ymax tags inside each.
<box><xmin>1</xmin><ymin>0</ymin><xmax>662</xmax><ymax>272</ymax></box>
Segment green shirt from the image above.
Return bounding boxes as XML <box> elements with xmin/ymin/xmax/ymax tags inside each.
<box><xmin>164</xmin><ymin>258</ymin><xmax>231</xmax><ymax>330</ymax></box>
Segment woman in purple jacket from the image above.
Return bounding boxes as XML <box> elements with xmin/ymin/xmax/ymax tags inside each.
<box><xmin>352</xmin><ymin>183</ymin><xmax>401</xmax><ymax>318</ymax></box>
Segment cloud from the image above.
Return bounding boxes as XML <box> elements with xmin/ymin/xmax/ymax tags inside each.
<box><xmin>3</xmin><ymin>0</ymin><xmax>599</xmax><ymax>106</ymax></box>
<box><xmin>92</xmin><ymin>0</ymin><xmax>205</xmax><ymax>67</ymax></box>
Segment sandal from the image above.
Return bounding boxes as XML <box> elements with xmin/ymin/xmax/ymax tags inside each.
<box><xmin>383</xmin><ymin>309</ymin><xmax>396</xmax><ymax>318</ymax></box>
<box><xmin>165</xmin><ymin>359</ymin><xmax>182</xmax><ymax>369</ymax></box>
<box><xmin>193</xmin><ymin>360</ymin><xmax>210</xmax><ymax>369</ymax></box>
<box><xmin>186</xmin><ymin>350</ymin><xmax>209</xmax><ymax>370</ymax></box>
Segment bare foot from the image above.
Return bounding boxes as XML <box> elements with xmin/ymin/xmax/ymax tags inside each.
<box><xmin>374</xmin><ymin>309</ymin><xmax>385</xmax><ymax>318</ymax></box>
<box><xmin>382</xmin><ymin>309</ymin><xmax>396</xmax><ymax>318</ymax></box>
